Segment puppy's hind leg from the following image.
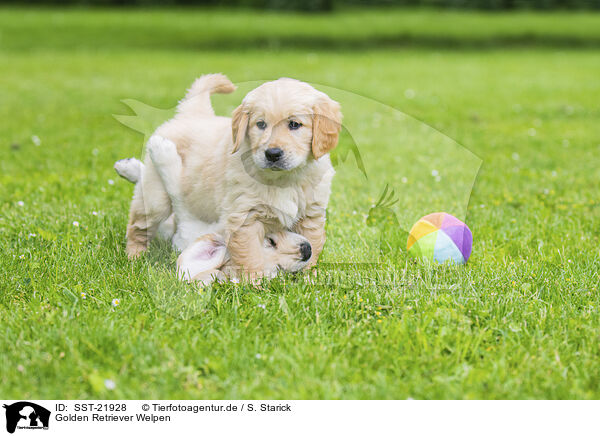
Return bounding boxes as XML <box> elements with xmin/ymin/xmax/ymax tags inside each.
<box><xmin>148</xmin><ymin>135</ymin><xmax>225</xmax><ymax>252</ymax></box>
<box><xmin>126</xmin><ymin>156</ymin><xmax>172</xmax><ymax>258</ymax></box>
<box><xmin>115</xmin><ymin>157</ymin><xmax>177</xmax><ymax>243</ymax></box>
<box><xmin>147</xmin><ymin>135</ymin><xmax>190</xmax><ymax>218</ymax></box>
<box><xmin>114</xmin><ymin>158</ymin><xmax>143</xmax><ymax>183</ymax></box>
<box><xmin>147</xmin><ymin>135</ymin><xmax>207</xmax><ymax>251</ymax></box>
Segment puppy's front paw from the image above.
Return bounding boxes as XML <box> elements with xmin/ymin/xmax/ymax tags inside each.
<box><xmin>147</xmin><ymin>135</ymin><xmax>179</xmax><ymax>167</ymax></box>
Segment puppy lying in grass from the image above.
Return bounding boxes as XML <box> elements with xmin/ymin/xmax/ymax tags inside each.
<box><xmin>115</xmin><ymin>152</ymin><xmax>312</xmax><ymax>284</ymax></box>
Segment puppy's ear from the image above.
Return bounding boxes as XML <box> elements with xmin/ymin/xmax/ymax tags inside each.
<box><xmin>312</xmin><ymin>97</ymin><xmax>342</xmax><ymax>160</ymax></box>
<box><xmin>231</xmin><ymin>104</ymin><xmax>249</xmax><ymax>153</ymax></box>
<box><xmin>177</xmin><ymin>234</ymin><xmax>227</xmax><ymax>283</ymax></box>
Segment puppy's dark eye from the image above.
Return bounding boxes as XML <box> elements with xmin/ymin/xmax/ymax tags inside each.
<box><xmin>257</xmin><ymin>120</ymin><xmax>267</xmax><ymax>130</ymax></box>
<box><xmin>267</xmin><ymin>237</ymin><xmax>277</xmax><ymax>248</ymax></box>
<box><xmin>288</xmin><ymin>120</ymin><xmax>302</xmax><ymax>130</ymax></box>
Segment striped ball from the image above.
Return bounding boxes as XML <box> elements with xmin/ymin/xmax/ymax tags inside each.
<box><xmin>407</xmin><ymin>212</ymin><xmax>472</xmax><ymax>265</ymax></box>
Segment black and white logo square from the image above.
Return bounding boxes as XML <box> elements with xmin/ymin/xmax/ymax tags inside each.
<box><xmin>3</xmin><ymin>402</ymin><xmax>50</xmax><ymax>434</ymax></box>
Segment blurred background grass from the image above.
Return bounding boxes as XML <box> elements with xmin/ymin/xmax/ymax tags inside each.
<box><xmin>1</xmin><ymin>0</ymin><xmax>600</xmax><ymax>10</ymax></box>
<box><xmin>3</xmin><ymin>8</ymin><xmax>600</xmax><ymax>51</ymax></box>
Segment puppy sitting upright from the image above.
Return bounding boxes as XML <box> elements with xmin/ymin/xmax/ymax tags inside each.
<box><xmin>126</xmin><ymin>74</ymin><xmax>342</xmax><ymax>278</ymax></box>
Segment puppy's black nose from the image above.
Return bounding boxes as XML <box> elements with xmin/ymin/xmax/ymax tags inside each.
<box><xmin>300</xmin><ymin>241</ymin><xmax>312</xmax><ymax>262</ymax></box>
<box><xmin>265</xmin><ymin>147</ymin><xmax>284</xmax><ymax>162</ymax></box>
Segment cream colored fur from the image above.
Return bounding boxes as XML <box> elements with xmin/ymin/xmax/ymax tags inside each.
<box><xmin>115</xmin><ymin>152</ymin><xmax>311</xmax><ymax>284</ymax></box>
<box><xmin>126</xmin><ymin>74</ymin><xmax>342</xmax><ymax>276</ymax></box>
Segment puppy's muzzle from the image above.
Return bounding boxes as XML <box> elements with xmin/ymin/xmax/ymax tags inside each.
<box><xmin>265</xmin><ymin>147</ymin><xmax>284</xmax><ymax>163</ymax></box>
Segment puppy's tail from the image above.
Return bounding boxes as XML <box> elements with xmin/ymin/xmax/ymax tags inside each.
<box><xmin>176</xmin><ymin>73</ymin><xmax>236</xmax><ymax>118</ymax></box>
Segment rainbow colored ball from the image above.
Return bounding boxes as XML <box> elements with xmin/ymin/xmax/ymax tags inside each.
<box><xmin>407</xmin><ymin>212</ymin><xmax>472</xmax><ymax>265</ymax></box>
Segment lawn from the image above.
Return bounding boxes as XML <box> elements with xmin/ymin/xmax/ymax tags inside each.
<box><xmin>1</xmin><ymin>7</ymin><xmax>599</xmax><ymax>399</ymax></box>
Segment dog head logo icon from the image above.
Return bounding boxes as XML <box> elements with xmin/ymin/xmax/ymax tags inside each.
<box><xmin>3</xmin><ymin>402</ymin><xmax>50</xmax><ymax>434</ymax></box>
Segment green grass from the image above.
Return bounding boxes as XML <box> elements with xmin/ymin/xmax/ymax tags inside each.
<box><xmin>1</xmin><ymin>7</ymin><xmax>600</xmax><ymax>399</ymax></box>
<box><xmin>4</xmin><ymin>7</ymin><xmax>600</xmax><ymax>50</ymax></box>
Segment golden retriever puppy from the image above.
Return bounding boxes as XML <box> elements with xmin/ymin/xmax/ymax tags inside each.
<box><xmin>115</xmin><ymin>156</ymin><xmax>312</xmax><ymax>284</ymax></box>
<box><xmin>177</xmin><ymin>231</ymin><xmax>311</xmax><ymax>285</ymax></box>
<box><xmin>126</xmin><ymin>74</ymin><xmax>342</xmax><ymax>277</ymax></box>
